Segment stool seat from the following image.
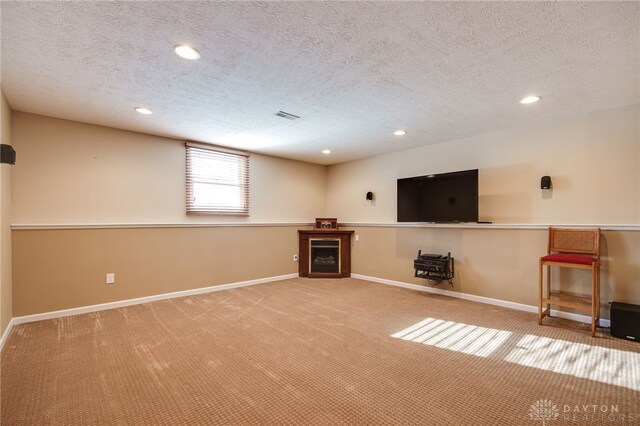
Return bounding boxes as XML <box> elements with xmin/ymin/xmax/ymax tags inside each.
<box><xmin>541</xmin><ymin>253</ymin><xmax>596</xmax><ymax>265</ymax></box>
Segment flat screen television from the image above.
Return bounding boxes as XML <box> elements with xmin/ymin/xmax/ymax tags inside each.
<box><xmin>397</xmin><ymin>169</ymin><xmax>478</xmax><ymax>223</ymax></box>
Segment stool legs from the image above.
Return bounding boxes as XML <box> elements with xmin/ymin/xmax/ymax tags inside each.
<box><xmin>591</xmin><ymin>262</ymin><xmax>600</xmax><ymax>337</ymax></box>
<box><xmin>538</xmin><ymin>260</ymin><xmax>543</xmax><ymax>325</ymax></box>
<box><xmin>546</xmin><ymin>265</ymin><xmax>551</xmax><ymax>316</ymax></box>
<box><xmin>538</xmin><ymin>260</ymin><xmax>600</xmax><ymax>337</ymax></box>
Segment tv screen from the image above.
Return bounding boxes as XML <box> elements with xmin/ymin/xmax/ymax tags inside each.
<box><xmin>397</xmin><ymin>169</ymin><xmax>478</xmax><ymax>223</ymax></box>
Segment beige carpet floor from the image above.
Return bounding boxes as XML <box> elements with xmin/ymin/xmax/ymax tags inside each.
<box><xmin>2</xmin><ymin>278</ymin><xmax>639</xmax><ymax>425</ymax></box>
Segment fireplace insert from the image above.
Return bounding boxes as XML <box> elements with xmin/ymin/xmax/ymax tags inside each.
<box><xmin>310</xmin><ymin>239</ymin><xmax>340</xmax><ymax>274</ymax></box>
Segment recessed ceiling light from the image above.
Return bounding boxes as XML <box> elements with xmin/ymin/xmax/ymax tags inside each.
<box><xmin>174</xmin><ymin>44</ymin><xmax>201</xmax><ymax>60</ymax></box>
<box><xmin>393</xmin><ymin>130</ymin><xmax>407</xmax><ymax>136</ymax></box>
<box><xmin>520</xmin><ymin>95</ymin><xmax>541</xmax><ymax>104</ymax></box>
<box><xmin>134</xmin><ymin>107</ymin><xmax>153</xmax><ymax>115</ymax></box>
<box><xmin>322</xmin><ymin>149</ymin><xmax>331</xmax><ymax>154</ymax></box>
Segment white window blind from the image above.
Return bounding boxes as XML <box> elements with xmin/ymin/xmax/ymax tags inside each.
<box><xmin>186</xmin><ymin>142</ymin><xmax>249</xmax><ymax>215</ymax></box>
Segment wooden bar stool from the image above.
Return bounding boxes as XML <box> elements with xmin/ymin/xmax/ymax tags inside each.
<box><xmin>538</xmin><ymin>227</ymin><xmax>601</xmax><ymax>336</ymax></box>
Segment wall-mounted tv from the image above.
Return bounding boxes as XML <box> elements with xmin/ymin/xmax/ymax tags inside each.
<box><xmin>397</xmin><ymin>169</ymin><xmax>478</xmax><ymax>223</ymax></box>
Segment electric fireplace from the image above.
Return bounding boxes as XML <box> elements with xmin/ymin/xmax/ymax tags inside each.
<box><xmin>298</xmin><ymin>229</ymin><xmax>353</xmax><ymax>278</ymax></box>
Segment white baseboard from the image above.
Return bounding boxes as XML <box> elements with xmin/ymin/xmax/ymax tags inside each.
<box><xmin>10</xmin><ymin>273</ymin><xmax>298</xmax><ymax>327</ymax></box>
<box><xmin>352</xmin><ymin>274</ymin><xmax>611</xmax><ymax>328</ymax></box>
<box><xmin>4</xmin><ymin>272</ymin><xmax>611</xmax><ymax>349</ymax></box>
<box><xmin>0</xmin><ymin>318</ymin><xmax>16</xmax><ymax>351</ymax></box>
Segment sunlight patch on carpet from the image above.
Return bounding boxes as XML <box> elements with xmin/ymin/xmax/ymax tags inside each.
<box><xmin>391</xmin><ymin>318</ymin><xmax>512</xmax><ymax>358</ymax></box>
<box><xmin>504</xmin><ymin>334</ymin><xmax>640</xmax><ymax>391</ymax></box>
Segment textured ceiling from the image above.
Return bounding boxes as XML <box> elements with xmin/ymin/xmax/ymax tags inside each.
<box><xmin>1</xmin><ymin>2</ymin><xmax>638</xmax><ymax>165</ymax></box>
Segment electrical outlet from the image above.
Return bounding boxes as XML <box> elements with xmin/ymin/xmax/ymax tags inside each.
<box><xmin>106</xmin><ymin>273</ymin><xmax>115</xmax><ymax>284</ymax></box>
<box><xmin>293</xmin><ymin>254</ymin><xmax>299</xmax><ymax>262</ymax></box>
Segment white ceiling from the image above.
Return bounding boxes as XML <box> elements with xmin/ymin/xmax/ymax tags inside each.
<box><xmin>1</xmin><ymin>2</ymin><xmax>638</xmax><ymax>165</ymax></box>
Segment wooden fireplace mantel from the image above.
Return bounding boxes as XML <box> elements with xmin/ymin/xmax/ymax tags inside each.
<box><xmin>298</xmin><ymin>230</ymin><xmax>354</xmax><ymax>278</ymax></box>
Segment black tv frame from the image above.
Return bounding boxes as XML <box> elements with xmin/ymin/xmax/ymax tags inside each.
<box><xmin>397</xmin><ymin>169</ymin><xmax>479</xmax><ymax>223</ymax></box>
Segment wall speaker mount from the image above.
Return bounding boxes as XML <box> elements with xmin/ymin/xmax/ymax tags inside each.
<box><xmin>541</xmin><ymin>176</ymin><xmax>551</xmax><ymax>190</ymax></box>
<box><xmin>0</xmin><ymin>144</ymin><xmax>15</xmax><ymax>165</ymax></box>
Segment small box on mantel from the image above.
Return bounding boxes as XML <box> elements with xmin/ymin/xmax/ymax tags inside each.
<box><xmin>314</xmin><ymin>217</ymin><xmax>338</xmax><ymax>230</ymax></box>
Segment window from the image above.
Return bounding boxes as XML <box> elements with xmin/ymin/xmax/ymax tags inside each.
<box><xmin>186</xmin><ymin>142</ymin><xmax>249</xmax><ymax>215</ymax></box>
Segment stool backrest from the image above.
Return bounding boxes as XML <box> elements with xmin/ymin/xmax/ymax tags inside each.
<box><xmin>548</xmin><ymin>228</ymin><xmax>601</xmax><ymax>258</ymax></box>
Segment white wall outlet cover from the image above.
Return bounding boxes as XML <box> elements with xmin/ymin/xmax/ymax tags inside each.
<box><xmin>106</xmin><ymin>273</ymin><xmax>115</xmax><ymax>284</ymax></box>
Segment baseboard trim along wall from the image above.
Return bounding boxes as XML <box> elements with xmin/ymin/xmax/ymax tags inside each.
<box><xmin>352</xmin><ymin>274</ymin><xmax>612</xmax><ymax>328</ymax></box>
<box><xmin>0</xmin><ymin>318</ymin><xmax>16</xmax><ymax>351</ymax></box>
<box><xmin>3</xmin><ymin>272</ymin><xmax>613</xmax><ymax>351</ymax></box>
<box><xmin>7</xmin><ymin>273</ymin><xmax>298</xmax><ymax>331</ymax></box>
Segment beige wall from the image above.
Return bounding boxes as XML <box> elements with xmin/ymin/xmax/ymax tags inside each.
<box><xmin>327</xmin><ymin>104</ymin><xmax>640</xmax><ymax>224</ymax></box>
<box><xmin>11</xmin><ymin>112</ymin><xmax>326</xmax><ymax>225</ymax></box>
<box><xmin>10</xmin><ymin>112</ymin><xmax>327</xmax><ymax>317</ymax></box>
<box><xmin>350</xmin><ymin>226</ymin><xmax>640</xmax><ymax>319</ymax></box>
<box><xmin>9</xmin><ymin>105</ymin><xmax>640</xmax><ymax>319</ymax></box>
<box><xmin>326</xmin><ymin>104</ymin><xmax>640</xmax><ymax>318</ymax></box>
<box><xmin>12</xmin><ymin>226</ymin><xmax>299</xmax><ymax>316</ymax></box>
<box><xmin>1</xmin><ymin>91</ymin><xmax>13</xmax><ymax>334</ymax></box>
